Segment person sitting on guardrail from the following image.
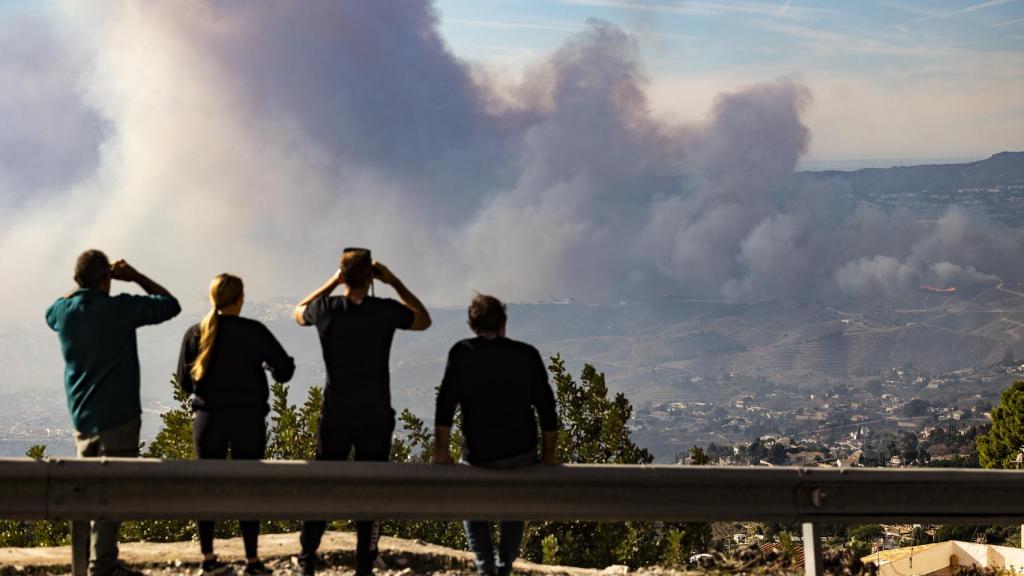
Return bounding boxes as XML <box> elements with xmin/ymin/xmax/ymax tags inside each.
<box><xmin>46</xmin><ymin>250</ymin><xmax>181</xmax><ymax>576</ymax></box>
<box><xmin>176</xmin><ymin>273</ymin><xmax>295</xmax><ymax>576</ymax></box>
<box><xmin>293</xmin><ymin>248</ymin><xmax>431</xmax><ymax>576</ymax></box>
<box><xmin>433</xmin><ymin>293</ymin><xmax>560</xmax><ymax>576</ymax></box>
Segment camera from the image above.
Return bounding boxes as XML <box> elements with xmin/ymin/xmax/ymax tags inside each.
<box><xmin>344</xmin><ymin>243</ymin><xmax>380</xmax><ymax>276</ymax></box>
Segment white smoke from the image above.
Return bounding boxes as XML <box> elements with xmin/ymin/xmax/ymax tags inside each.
<box><xmin>0</xmin><ymin>1</ymin><xmax>1019</xmax><ymax>324</ymax></box>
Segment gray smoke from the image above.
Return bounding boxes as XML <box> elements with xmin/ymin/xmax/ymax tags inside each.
<box><xmin>0</xmin><ymin>6</ymin><xmax>105</xmax><ymax>222</ymax></box>
<box><xmin>0</xmin><ymin>1</ymin><xmax>1020</xmax><ymax>323</ymax></box>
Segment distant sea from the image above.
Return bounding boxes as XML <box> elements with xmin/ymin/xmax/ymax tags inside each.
<box><xmin>0</xmin><ymin>438</ymin><xmax>75</xmax><ymax>458</ymax></box>
<box><xmin>797</xmin><ymin>156</ymin><xmax>987</xmax><ymax>172</ymax></box>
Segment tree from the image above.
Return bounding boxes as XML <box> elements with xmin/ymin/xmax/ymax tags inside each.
<box><xmin>519</xmin><ymin>357</ymin><xmax>711</xmax><ymax>569</ymax></box>
<box><xmin>143</xmin><ymin>375</ymin><xmax>194</xmax><ymax>460</ymax></box>
<box><xmin>706</xmin><ymin>442</ymin><xmax>721</xmax><ymax>462</ymax></box>
<box><xmin>767</xmin><ymin>443</ymin><xmax>788</xmax><ymax>465</ymax></box>
<box><xmin>747</xmin><ymin>440</ymin><xmax>767</xmax><ymax>464</ymax></box>
<box><xmin>902</xmin><ymin>398</ymin><xmax>931</xmax><ymax>418</ymax></box>
<box><xmin>906</xmin><ymin>526</ymin><xmax>931</xmax><ymax>546</ymax></box>
<box><xmin>688</xmin><ymin>445</ymin><xmax>710</xmax><ymax>465</ymax></box>
<box><xmin>977</xmin><ymin>381</ymin><xmax>1024</xmax><ymax>469</ymax></box>
<box><xmin>266</xmin><ymin>382</ymin><xmax>321</xmax><ymax>461</ymax></box>
<box><xmin>552</xmin><ymin>358</ymin><xmax>652</xmax><ymax>465</ymax></box>
<box><xmin>934</xmin><ymin>525</ymin><xmax>981</xmax><ymax>543</ymax></box>
<box><xmin>848</xmin><ymin>524</ymin><xmax>884</xmax><ymax>543</ymax></box>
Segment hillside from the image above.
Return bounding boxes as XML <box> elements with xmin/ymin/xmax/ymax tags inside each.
<box><xmin>802</xmin><ymin>151</ymin><xmax>1024</xmax><ymax>223</ymax></box>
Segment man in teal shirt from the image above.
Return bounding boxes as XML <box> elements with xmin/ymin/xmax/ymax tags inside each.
<box><xmin>46</xmin><ymin>249</ymin><xmax>180</xmax><ymax>576</ymax></box>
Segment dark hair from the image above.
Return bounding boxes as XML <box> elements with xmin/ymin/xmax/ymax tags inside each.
<box><xmin>74</xmin><ymin>249</ymin><xmax>110</xmax><ymax>289</ymax></box>
<box><xmin>339</xmin><ymin>248</ymin><xmax>373</xmax><ymax>289</ymax></box>
<box><xmin>468</xmin><ymin>293</ymin><xmax>507</xmax><ymax>334</ymax></box>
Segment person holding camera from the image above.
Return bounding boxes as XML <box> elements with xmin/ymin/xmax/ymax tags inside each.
<box><xmin>433</xmin><ymin>294</ymin><xmax>559</xmax><ymax>576</ymax></box>
<box><xmin>292</xmin><ymin>249</ymin><xmax>431</xmax><ymax>576</ymax></box>
<box><xmin>45</xmin><ymin>249</ymin><xmax>181</xmax><ymax>576</ymax></box>
<box><xmin>176</xmin><ymin>273</ymin><xmax>295</xmax><ymax>576</ymax></box>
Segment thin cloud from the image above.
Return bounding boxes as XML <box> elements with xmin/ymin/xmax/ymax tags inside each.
<box><xmin>560</xmin><ymin>0</ymin><xmax>834</xmax><ymax>20</ymax></box>
<box><xmin>901</xmin><ymin>0</ymin><xmax>1019</xmax><ymax>24</ymax></box>
<box><xmin>963</xmin><ymin>0</ymin><xmax>1017</xmax><ymax>13</ymax></box>
<box><xmin>447</xmin><ymin>15</ymin><xmax>698</xmax><ymax>42</ymax></box>
<box><xmin>876</xmin><ymin>2</ymin><xmax>943</xmax><ymax>17</ymax></box>
<box><xmin>446</xmin><ymin>17</ymin><xmax>583</xmax><ymax>33</ymax></box>
<box><xmin>759</xmin><ymin>20</ymin><xmax>958</xmax><ymax>57</ymax></box>
<box><xmin>991</xmin><ymin>16</ymin><xmax>1024</xmax><ymax>26</ymax></box>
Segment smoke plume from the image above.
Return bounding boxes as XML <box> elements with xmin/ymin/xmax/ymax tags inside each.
<box><xmin>0</xmin><ymin>1</ymin><xmax>1020</xmax><ymax>323</ymax></box>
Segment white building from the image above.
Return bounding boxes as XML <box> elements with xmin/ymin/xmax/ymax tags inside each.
<box><xmin>864</xmin><ymin>541</ymin><xmax>1024</xmax><ymax>576</ymax></box>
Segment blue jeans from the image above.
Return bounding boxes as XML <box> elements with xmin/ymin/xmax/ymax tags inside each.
<box><xmin>464</xmin><ymin>521</ymin><xmax>524</xmax><ymax>576</ymax></box>
<box><xmin>462</xmin><ymin>451</ymin><xmax>538</xmax><ymax>576</ymax></box>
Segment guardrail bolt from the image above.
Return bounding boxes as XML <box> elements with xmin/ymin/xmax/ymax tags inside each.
<box><xmin>810</xmin><ymin>487</ymin><xmax>828</xmax><ymax>509</ymax></box>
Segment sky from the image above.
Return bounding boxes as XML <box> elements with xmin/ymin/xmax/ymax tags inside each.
<box><xmin>434</xmin><ymin>0</ymin><xmax>1024</xmax><ymax>165</ymax></box>
<box><xmin>0</xmin><ymin>0</ymin><xmax>1022</xmax><ymax>324</ymax></box>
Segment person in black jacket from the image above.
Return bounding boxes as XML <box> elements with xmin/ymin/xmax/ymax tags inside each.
<box><xmin>292</xmin><ymin>249</ymin><xmax>431</xmax><ymax>576</ymax></box>
<box><xmin>434</xmin><ymin>294</ymin><xmax>559</xmax><ymax>576</ymax></box>
<box><xmin>177</xmin><ymin>273</ymin><xmax>295</xmax><ymax>576</ymax></box>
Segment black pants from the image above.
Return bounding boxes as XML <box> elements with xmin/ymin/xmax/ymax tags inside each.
<box><xmin>193</xmin><ymin>409</ymin><xmax>266</xmax><ymax>559</ymax></box>
<box><xmin>300</xmin><ymin>418</ymin><xmax>394</xmax><ymax>575</ymax></box>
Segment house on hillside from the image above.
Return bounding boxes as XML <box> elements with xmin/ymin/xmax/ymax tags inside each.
<box><xmin>788</xmin><ymin>451</ymin><xmax>824</xmax><ymax>466</ymax></box>
<box><xmin>864</xmin><ymin>541</ymin><xmax>1024</xmax><ymax>576</ymax></box>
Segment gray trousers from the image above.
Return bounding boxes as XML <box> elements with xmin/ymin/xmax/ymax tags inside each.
<box><xmin>74</xmin><ymin>417</ymin><xmax>141</xmax><ymax>574</ymax></box>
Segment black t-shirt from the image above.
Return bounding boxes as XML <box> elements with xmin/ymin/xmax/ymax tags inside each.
<box><xmin>176</xmin><ymin>315</ymin><xmax>295</xmax><ymax>414</ymax></box>
<box><xmin>304</xmin><ymin>295</ymin><xmax>414</xmax><ymax>426</ymax></box>
<box><xmin>435</xmin><ymin>336</ymin><xmax>559</xmax><ymax>464</ymax></box>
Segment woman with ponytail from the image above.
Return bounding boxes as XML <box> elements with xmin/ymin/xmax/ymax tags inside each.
<box><xmin>176</xmin><ymin>274</ymin><xmax>295</xmax><ymax>576</ymax></box>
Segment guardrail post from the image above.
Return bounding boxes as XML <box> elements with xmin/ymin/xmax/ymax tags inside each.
<box><xmin>71</xmin><ymin>520</ymin><xmax>90</xmax><ymax>576</ymax></box>
<box><xmin>802</xmin><ymin>522</ymin><xmax>822</xmax><ymax>576</ymax></box>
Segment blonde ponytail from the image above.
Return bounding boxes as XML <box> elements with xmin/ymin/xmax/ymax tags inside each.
<box><xmin>190</xmin><ymin>273</ymin><xmax>244</xmax><ymax>382</ymax></box>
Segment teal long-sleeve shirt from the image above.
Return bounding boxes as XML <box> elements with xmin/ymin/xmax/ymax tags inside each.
<box><xmin>46</xmin><ymin>288</ymin><xmax>181</xmax><ymax>433</ymax></box>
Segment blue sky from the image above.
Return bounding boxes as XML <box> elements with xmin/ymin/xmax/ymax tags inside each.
<box><xmin>435</xmin><ymin>0</ymin><xmax>1024</xmax><ymax>164</ymax></box>
<box><xmin>435</xmin><ymin>0</ymin><xmax>1024</xmax><ymax>68</ymax></box>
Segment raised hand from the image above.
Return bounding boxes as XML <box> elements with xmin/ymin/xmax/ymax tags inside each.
<box><xmin>371</xmin><ymin>261</ymin><xmax>398</xmax><ymax>285</ymax></box>
<box><xmin>109</xmin><ymin>259</ymin><xmax>140</xmax><ymax>282</ymax></box>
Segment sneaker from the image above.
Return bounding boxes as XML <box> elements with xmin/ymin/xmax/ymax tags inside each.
<box><xmin>93</xmin><ymin>562</ymin><xmax>145</xmax><ymax>576</ymax></box>
<box><xmin>244</xmin><ymin>561</ymin><xmax>273</xmax><ymax>576</ymax></box>
<box><xmin>199</xmin><ymin>558</ymin><xmax>236</xmax><ymax>576</ymax></box>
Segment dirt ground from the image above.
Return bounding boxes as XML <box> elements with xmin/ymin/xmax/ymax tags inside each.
<box><xmin>0</xmin><ymin>531</ymin><xmax>646</xmax><ymax>576</ymax></box>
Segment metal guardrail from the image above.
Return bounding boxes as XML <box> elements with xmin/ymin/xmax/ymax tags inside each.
<box><xmin>2</xmin><ymin>458</ymin><xmax>1024</xmax><ymax>576</ymax></box>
